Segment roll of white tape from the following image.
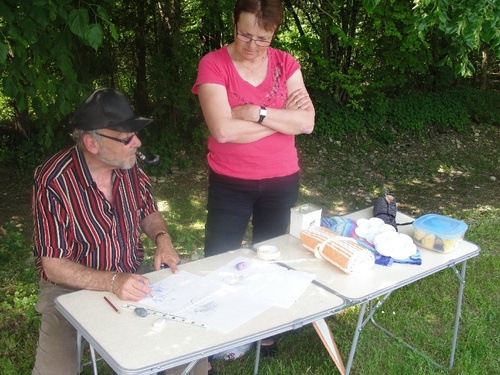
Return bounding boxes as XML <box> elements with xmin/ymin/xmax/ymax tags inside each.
<box><xmin>257</xmin><ymin>245</ymin><xmax>281</xmax><ymax>260</ymax></box>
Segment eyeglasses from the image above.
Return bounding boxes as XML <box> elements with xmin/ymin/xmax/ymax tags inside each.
<box><xmin>236</xmin><ymin>30</ymin><xmax>273</xmax><ymax>47</ymax></box>
<box><xmin>94</xmin><ymin>131</ymin><xmax>137</xmax><ymax>145</ymax></box>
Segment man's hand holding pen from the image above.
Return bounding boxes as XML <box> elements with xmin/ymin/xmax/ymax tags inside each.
<box><xmin>112</xmin><ymin>274</ymin><xmax>153</xmax><ymax>301</ymax></box>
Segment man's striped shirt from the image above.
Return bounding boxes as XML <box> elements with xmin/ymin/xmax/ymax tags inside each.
<box><xmin>32</xmin><ymin>146</ymin><xmax>158</xmax><ymax>282</ymax></box>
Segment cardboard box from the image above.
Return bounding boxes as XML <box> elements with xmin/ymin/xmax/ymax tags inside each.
<box><xmin>290</xmin><ymin>204</ymin><xmax>322</xmax><ymax>238</ymax></box>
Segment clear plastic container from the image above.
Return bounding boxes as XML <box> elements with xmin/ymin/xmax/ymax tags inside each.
<box><xmin>412</xmin><ymin>214</ymin><xmax>468</xmax><ymax>253</ymax></box>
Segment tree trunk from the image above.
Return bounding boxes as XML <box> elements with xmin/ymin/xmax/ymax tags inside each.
<box><xmin>134</xmin><ymin>0</ymin><xmax>149</xmax><ymax>113</ymax></box>
<box><xmin>481</xmin><ymin>47</ymin><xmax>489</xmax><ymax>91</ymax></box>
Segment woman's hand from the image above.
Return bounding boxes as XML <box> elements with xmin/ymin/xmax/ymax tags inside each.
<box><xmin>284</xmin><ymin>88</ymin><xmax>313</xmax><ymax>110</ymax></box>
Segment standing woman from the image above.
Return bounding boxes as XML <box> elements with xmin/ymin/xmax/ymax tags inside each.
<box><xmin>193</xmin><ymin>0</ymin><xmax>315</xmax><ymax>256</ymax></box>
<box><xmin>192</xmin><ymin>0</ymin><xmax>314</xmax><ymax>355</ymax></box>
<box><xmin>193</xmin><ymin>0</ymin><xmax>314</xmax><ymax>261</ymax></box>
<box><xmin>192</xmin><ymin>0</ymin><xmax>315</xmax><ymax>356</ymax></box>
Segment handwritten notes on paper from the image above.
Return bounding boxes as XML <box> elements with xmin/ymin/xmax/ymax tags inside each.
<box><xmin>138</xmin><ymin>256</ymin><xmax>315</xmax><ymax>333</ymax></box>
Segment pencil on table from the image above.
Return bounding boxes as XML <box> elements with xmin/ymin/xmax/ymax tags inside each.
<box><xmin>104</xmin><ymin>296</ymin><xmax>120</xmax><ymax>314</ymax></box>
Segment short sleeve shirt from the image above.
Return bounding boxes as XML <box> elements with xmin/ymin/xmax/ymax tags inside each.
<box><xmin>192</xmin><ymin>46</ymin><xmax>301</xmax><ymax>180</ymax></box>
<box><xmin>32</xmin><ymin>146</ymin><xmax>158</xmax><ymax>282</ymax></box>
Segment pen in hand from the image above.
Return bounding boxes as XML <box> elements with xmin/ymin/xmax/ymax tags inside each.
<box><xmin>139</xmin><ymin>279</ymin><xmax>153</xmax><ymax>297</ymax></box>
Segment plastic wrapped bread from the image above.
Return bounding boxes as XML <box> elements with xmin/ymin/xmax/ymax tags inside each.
<box><xmin>300</xmin><ymin>226</ymin><xmax>375</xmax><ymax>274</ymax></box>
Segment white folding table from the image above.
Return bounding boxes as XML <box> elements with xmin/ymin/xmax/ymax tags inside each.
<box><xmin>56</xmin><ymin>208</ymin><xmax>479</xmax><ymax>375</ymax></box>
<box><xmin>256</xmin><ymin>208</ymin><xmax>480</xmax><ymax>374</ymax></box>
<box><xmin>56</xmin><ymin>249</ymin><xmax>345</xmax><ymax>375</ymax></box>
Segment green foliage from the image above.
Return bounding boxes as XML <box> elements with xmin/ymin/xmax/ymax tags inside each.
<box><xmin>387</xmin><ymin>90</ymin><xmax>471</xmax><ymax>132</ymax></box>
<box><xmin>450</xmin><ymin>86</ymin><xmax>500</xmax><ymax>124</ymax></box>
<box><xmin>311</xmin><ymin>87</ymin><xmax>499</xmax><ymax>144</ymax></box>
<box><xmin>0</xmin><ymin>0</ymin><xmax>115</xmax><ymax>152</ymax></box>
<box><xmin>1</xmin><ymin>0</ymin><xmax>500</xmax><ymax>165</ymax></box>
<box><xmin>138</xmin><ymin>114</ymin><xmax>208</xmax><ymax>176</ymax></box>
<box><xmin>67</xmin><ymin>6</ymin><xmax>117</xmax><ymax>50</ymax></box>
<box><xmin>362</xmin><ymin>0</ymin><xmax>382</xmax><ymax>14</ymax></box>
<box><xmin>0</xmin><ymin>121</ymin><xmax>73</xmax><ymax>169</ymax></box>
<box><xmin>413</xmin><ymin>0</ymin><xmax>500</xmax><ymax>76</ymax></box>
<box><xmin>311</xmin><ymin>90</ymin><xmax>367</xmax><ymax>139</ymax></box>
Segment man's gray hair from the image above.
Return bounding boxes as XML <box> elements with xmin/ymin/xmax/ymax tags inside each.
<box><xmin>71</xmin><ymin>129</ymin><xmax>101</xmax><ymax>150</ymax></box>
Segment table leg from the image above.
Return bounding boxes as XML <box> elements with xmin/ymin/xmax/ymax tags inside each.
<box><xmin>449</xmin><ymin>261</ymin><xmax>467</xmax><ymax>369</ymax></box>
<box><xmin>344</xmin><ymin>302</ymin><xmax>367</xmax><ymax>375</ymax></box>
<box><xmin>77</xmin><ymin>332</ymin><xmax>83</xmax><ymax>373</ymax></box>
<box><xmin>253</xmin><ymin>340</ymin><xmax>261</xmax><ymax>375</ymax></box>
<box><xmin>180</xmin><ymin>359</ymin><xmax>199</xmax><ymax>375</ymax></box>
<box><xmin>77</xmin><ymin>333</ymin><xmax>100</xmax><ymax>374</ymax></box>
<box><xmin>363</xmin><ymin>260</ymin><xmax>468</xmax><ymax>371</ymax></box>
<box><xmin>89</xmin><ymin>343</ymin><xmax>98</xmax><ymax>374</ymax></box>
<box><xmin>345</xmin><ymin>291</ymin><xmax>392</xmax><ymax>375</ymax></box>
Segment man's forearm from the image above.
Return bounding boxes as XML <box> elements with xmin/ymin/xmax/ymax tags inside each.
<box><xmin>140</xmin><ymin>211</ymin><xmax>169</xmax><ymax>241</ymax></box>
<box><xmin>140</xmin><ymin>211</ymin><xmax>179</xmax><ymax>272</ymax></box>
<box><xmin>41</xmin><ymin>256</ymin><xmax>115</xmax><ymax>291</ymax></box>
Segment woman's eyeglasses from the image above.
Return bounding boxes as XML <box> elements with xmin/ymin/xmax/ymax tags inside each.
<box><xmin>94</xmin><ymin>131</ymin><xmax>137</xmax><ymax>145</ymax></box>
<box><xmin>236</xmin><ymin>31</ymin><xmax>273</xmax><ymax>47</ymax></box>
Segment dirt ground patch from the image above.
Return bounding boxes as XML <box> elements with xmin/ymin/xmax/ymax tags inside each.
<box><xmin>297</xmin><ymin>124</ymin><xmax>500</xmax><ymax>218</ymax></box>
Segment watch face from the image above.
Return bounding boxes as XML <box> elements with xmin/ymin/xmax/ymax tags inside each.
<box><xmin>257</xmin><ymin>107</ymin><xmax>267</xmax><ymax>124</ymax></box>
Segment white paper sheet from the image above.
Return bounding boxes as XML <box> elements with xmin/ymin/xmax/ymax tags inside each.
<box><xmin>138</xmin><ymin>256</ymin><xmax>315</xmax><ymax>332</ymax></box>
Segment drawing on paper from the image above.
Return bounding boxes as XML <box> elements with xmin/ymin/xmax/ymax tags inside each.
<box><xmin>193</xmin><ymin>300</ymin><xmax>219</xmax><ymax>315</ymax></box>
<box><xmin>149</xmin><ymin>285</ymin><xmax>176</xmax><ymax>304</ymax></box>
<box><xmin>136</xmin><ymin>256</ymin><xmax>314</xmax><ymax>333</ymax></box>
<box><xmin>221</xmin><ymin>274</ymin><xmax>245</xmax><ymax>285</ymax></box>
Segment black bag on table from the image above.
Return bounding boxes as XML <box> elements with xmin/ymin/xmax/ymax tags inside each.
<box><xmin>373</xmin><ymin>194</ymin><xmax>398</xmax><ymax>231</ymax></box>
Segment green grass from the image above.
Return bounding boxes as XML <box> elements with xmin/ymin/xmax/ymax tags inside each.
<box><xmin>0</xmin><ymin>221</ymin><xmax>39</xmax><ymax>374</ymax></box>
<box><xmin>1</xmin><ymin>125</ymin><xmax>499</xmax><ymax>374</ymax></box>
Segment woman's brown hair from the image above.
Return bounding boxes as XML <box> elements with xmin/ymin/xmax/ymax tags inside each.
<box><xmin>233</xmin><ymin>0</ymin><xmax>283</xmax><ymax>32</ymax></box>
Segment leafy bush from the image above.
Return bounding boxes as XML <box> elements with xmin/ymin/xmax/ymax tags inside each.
<box><xmin>387</xmin><ymin>91</ymin><xmax>471</xmax><ymax>132</ymax></box>
<box><xmin>310</xmin><ymin>90</ymin><xmax>367</xmax><ymax>139</ymax></box>
<box><xmin>0</xmin><ymin>121</ymin><xmax>74</xmax><ymax>171</ymax></box>
<box><xmin>311</xmin><ymin>87</ymin><xmax>499</xmax><ymax>144</ymax></box>
<box><xmin>450</xmin><ymin>87</ymin><xmax>500</xmax><ymax>125</ymax></box>
<box><xmin>1</xmin><ymin>87</ymin><xmax>499</xmax><ymax>171</ymax></box>
<box><xmin>139</xmin><ymin>116</ymin><xmax>209</xmax><ymax>176</ymax></box>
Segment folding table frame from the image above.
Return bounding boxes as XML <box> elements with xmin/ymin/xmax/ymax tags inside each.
<box><xmin>344</xmin><ymin>260</ymin><xmax>469</xmax><ymax>374</ymax></box>
<box><xmin>257</xmin><ymin>208</ymin><xmax>479</xmax><ymax>374</ymax></box>
<box><xmin>57</xmin><ymin>208</ymin><xmax>479</xmax><ymax>375</ymax></box>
